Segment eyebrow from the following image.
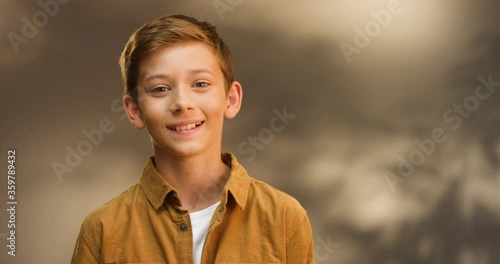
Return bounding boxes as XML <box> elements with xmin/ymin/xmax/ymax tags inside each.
<box><xmin>144</xmin><ymin>74</ymin><xmax>168</xmax><ymax>83</ymax></box>
<box><xmin>188</xmin><ymin>68</ymin><xmax>215</xmax><ymax>77</ymax></box>
<box><xmin>143</xmin><ymin>69</ymin><xmax>215</xmax><ymax>83</ymax></box>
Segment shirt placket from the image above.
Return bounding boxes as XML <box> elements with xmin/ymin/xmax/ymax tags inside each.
<box><xmin>200</xmin><ymin>198</ymin><xmax>228</xmax><ymax>264</ymax></box>
<box><xmin>169</xmin><ymin>192</ymin><xmax>194</xmax><ymax>263</ymax></box>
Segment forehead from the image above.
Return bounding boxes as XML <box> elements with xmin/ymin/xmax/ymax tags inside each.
<box><xmin>138</xmin><ymin>41</ymin><xmax>222</xmax><ymax>80</ymax></box>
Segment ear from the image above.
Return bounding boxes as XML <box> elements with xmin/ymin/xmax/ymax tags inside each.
<box><xmin>123</xmin><ymin>94</ymin><xmax>146</xmax><ymax>130</ymax></box>
<box><xmin>224</xmin><ymin>81</ymin><xmax>243</xmax><ymax>119</ymax></box>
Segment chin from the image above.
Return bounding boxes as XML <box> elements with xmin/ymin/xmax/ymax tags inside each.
<box><xmin>162</xmin><ymin>144</ymin><xmax>205</xmax><ymax>157</ymax></box>
<box><xmin>153</xmin><ymin>137</ymin><xmax>216</xmax><ymax>157</ymax></box>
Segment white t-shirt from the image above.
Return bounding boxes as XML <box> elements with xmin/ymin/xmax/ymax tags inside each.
<box><xmin>189</xmin><ymin>201</ymin><xmax>221</xmax><ymax>264</ymax></box>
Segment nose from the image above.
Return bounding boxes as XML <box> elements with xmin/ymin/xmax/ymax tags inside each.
<box><xmin>169</xmin><ymin>86</ymin><xmax>193</xmax><ymax>112</ymax></box>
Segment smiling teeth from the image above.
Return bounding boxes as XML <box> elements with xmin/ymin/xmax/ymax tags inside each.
<box><xmin>168</xmin><ymin>122</ymin><xmax>202</xmax><ymax>131</ymax></box>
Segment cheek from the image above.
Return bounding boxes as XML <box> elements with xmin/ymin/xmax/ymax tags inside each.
<box><xmin>202</xmin><ymin>97</ymin><xmax>227</xmax><ymax>117</ymax></box>
<box><xmin>206</xmin><ymin>89</ymin><xmax>228</xmax><ymax>110</ymax></box>
<box><xmin>141</xmin><ymin>100</ymin><xmax>168</xmax><ymax>124</ymax></box>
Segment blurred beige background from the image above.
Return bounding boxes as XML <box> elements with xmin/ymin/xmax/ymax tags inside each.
<box><xmin>1</xmin><ymin>0</ymin><xmax>499</xmax><ymax>263</ymax></box>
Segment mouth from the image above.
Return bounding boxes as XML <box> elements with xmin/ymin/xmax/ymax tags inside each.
<box><xmin>166</xmin><ymin>121</ymin><xmax>204</xmax><ymax>131</ymax></box>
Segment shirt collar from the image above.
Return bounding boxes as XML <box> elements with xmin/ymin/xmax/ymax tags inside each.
<box><xmin>139</xmin><ymin>152</ymin><xmax>250</xmax><ymax>210</ymax></box>
<box><xmin>221</xmin><ymin>152</ymin><xmax>250</xmax><ymax>210</ymax></box>
<box><xmin>139</xmin><ymin>156</ymin><xmax>174</xmax><ymax>210</ymax></box>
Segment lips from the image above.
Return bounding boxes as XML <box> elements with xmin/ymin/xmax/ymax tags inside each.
<box><xmin>166</xmin><ymin>121</ymin><xmax>204</xmax><ymax>131</ymax></box>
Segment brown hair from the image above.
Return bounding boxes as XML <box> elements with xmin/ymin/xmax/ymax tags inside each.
<box><xmin>119</xmin><ymin>14</ymin><xmax>234</xmax><ymax>102</ymax></box>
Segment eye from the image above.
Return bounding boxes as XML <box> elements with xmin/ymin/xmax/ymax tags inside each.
<box><xmin>151</xmin><ymin>86</ymin><xmax>169</xmax><ymax>93</ymax></box>
<box><xmin>194</xmin><ymin>81</ymin><xmax>210</xmax><ymax>88</ymax></box>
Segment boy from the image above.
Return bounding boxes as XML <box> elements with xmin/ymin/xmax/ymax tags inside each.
<box><xmin>71</xmin><ymin>14</ymin><xmax>314</xmax><ymax>263</ymax></box>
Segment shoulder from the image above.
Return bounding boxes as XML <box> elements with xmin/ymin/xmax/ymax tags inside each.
<box><xmin>74</xmin><ymin>184</ymin><xmax>142</xmax><ymax>261</ymax></box>
<box><xmin>81</xmin><ymin>183</ymin><xmax>142</xmax><ymax>233</ymax></box>
<box><xmin>244</xmin><ymin>176</ymin><xmax>311</xmax><ymax>243</ymax></box>
<box><xmin>227</xmin><ymin>153</ymin><xmax>306</xmax><ymax>217</ymax></box>
<box><xmin>247</xmin><ymin>176</ymin><xmax>307</xmax><ymax>220</ymax></box>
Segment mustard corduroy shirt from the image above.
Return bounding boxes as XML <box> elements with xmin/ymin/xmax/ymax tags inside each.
<box><xmin>71</xmin><ymin>153</ymin><xmax>314</xmax><ymax>263</ymax></box>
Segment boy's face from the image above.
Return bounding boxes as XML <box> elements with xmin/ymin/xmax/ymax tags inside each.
<box><xmin>123</xmin><ymin>41</ymin><xmax>242</xmax><ymax>157</ymax></box>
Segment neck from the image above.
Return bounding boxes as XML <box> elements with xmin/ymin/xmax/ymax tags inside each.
<box><xmin>153</xmin><ymin>149</ymin><xmax>230</xmax><ymax>212</ymax></box>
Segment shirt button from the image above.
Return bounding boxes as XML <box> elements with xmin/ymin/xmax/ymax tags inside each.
<box><xmin>179</xmin><ymin>222</ymin><xmax>187</xmax><ymax>231</ymax></box>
